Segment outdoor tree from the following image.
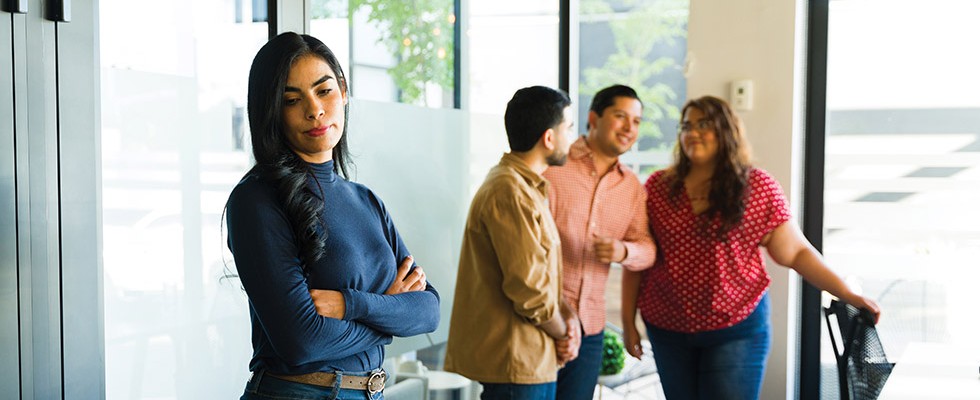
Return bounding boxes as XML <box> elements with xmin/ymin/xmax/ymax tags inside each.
<box><xmin>581</xmin><ymin>0</ymin><xmax>688</xmax><ymax>148</ymax></box>
<box><xmin>348</xmin><ymin>0</ymin><xmax>455</xmax><ymax>106</ymax></box>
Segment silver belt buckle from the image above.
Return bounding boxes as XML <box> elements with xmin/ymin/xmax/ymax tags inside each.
<box><xmin>367</xmin><ymin>370</ymin><xmax>386</xmax><ymax>395</ymax></box>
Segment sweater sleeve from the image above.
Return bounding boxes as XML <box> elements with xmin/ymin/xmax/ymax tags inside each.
<box><xmin>340</xmin><ymin>189</ymin><xmax>441</xmax><ymax>336</ymax></box>
<box><xmin>341</xmin><ymin>283</ymin><xmax>440</xmax><ymax>336</ymax></box>
<box><xmin>226</xmin><ymin>181</ymin><xmax>391</xmax><ymax>367</ymax></box>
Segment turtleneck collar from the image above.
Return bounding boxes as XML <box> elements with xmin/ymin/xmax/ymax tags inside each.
<box><xmin>308</xmin><ymin>159</ymin><xmax>338</xmax><ymax>183</ymax></box>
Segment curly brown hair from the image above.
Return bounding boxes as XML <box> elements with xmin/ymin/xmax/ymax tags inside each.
<box><xmin>667</xmin><ymin>95</ymin><xmax>753</xmax><ymax>239</ymax></box>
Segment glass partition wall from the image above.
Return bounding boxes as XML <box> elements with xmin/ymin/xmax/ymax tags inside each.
<box><xmin>100</xmin><ymin>0</ymin><xmax>265</xmax><ymax>397</ymax></box>
<box><xmin>815</xmin><ymin>1</ymin><xmax>980</xmax><ymax>398</ymax></box>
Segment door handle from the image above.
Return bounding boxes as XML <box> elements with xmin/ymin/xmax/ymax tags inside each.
<box><xmin>46</xmin><ymin>0</ymin><xmax>69</xmax><ymax>22</ymax></box>
<box><xmin>2</xmin><ymin>0</ymin><xmax>29</xmax><ymax>14</ymax></box>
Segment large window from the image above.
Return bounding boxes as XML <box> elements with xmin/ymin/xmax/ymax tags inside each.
<box><xmin>310</xmin><ymin>0</ymin><xmax>457</xmax><ymax>108</ymax></box>
<box><xmin>818</xmin><ymin>0</ymin><xmax>980</xmax><ymax>398</ymax></box>
<box><xmin>467</xmin><ymin>1</ymin><xmax>560</xmax><ymax>115</ymax></box>
<box><xmin>578</xmin><ymin>0</ymin><xmax>688</xmax><ymax>179</ymax></box>
<box><xmin>101</xmin><ymin>0</ymin><xmax>263</xmax><ymax>397</ymax></box>
<box><xmin>463</xmin><ymin>1</ymin><xmax>563</xmax><ymax>195</ymax></box>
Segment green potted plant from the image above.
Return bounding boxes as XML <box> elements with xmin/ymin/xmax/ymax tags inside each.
<box><xmin>600</xmin><ymin>329</ymin><xmax>626</xmax><ymax>376</ymax></box>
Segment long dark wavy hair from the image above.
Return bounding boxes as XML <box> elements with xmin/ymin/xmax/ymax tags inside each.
<box><xmin>246</xmin><ymin>32</ymin><xmax>351</xmax><ymax>267</ymax></box>
<box><xmin>667</xmin><ymin>95</ymin><xmax>752</xmax><ymax>239</ymax></box>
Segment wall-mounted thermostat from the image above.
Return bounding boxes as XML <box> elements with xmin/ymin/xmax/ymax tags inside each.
<box><xmin>730</xmin><ymin>79</ymin><xmax>754</xmax><ymax>111</ymax></box>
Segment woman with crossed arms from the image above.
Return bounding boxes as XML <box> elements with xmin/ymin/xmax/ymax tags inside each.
<box><xmin>226</xmin><ymin>32</ymin><xmax>439</xmax><ymax>400</ymax></box>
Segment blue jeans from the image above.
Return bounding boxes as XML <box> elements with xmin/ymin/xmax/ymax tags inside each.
<box><xmin>479</xmin><ymin>381</ymin><xmax>556</xmax><ymax>400</ymax></box>
<box><xmin>555</xmin><ymin>331</ymin><xmax>604</xmax><ymax>400</ymax></box>
<box><xmin>241</xmin><ymin>369</ymin><xmax>384</xmax><ymax>400</ymax></box>
<box><xmin>645</xmin><ymin>293</ymin><xmax>771</xmax><ymax>400</ymax></box>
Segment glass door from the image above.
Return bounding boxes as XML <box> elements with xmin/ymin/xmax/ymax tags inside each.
<box><xmin>818</xmin><ymin>0</ymin><xmax>980</xmax><ymax>398</ymax></box>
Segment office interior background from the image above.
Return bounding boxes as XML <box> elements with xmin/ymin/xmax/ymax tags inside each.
<box><xmin>2</xmin><ymin>0</ymin><xmax>978</xmax><ymax>398</ymax></box>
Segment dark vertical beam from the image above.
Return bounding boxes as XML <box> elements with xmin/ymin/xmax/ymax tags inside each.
<box><xmin>347</xmin><ymin>0</ymin><xmax>355</xmax><ymax>96</ymax></box>
<box><xmin>558</xmin><ymin>0</ymin><xmax>570</xmax><ymax>93</ymax></box>
<box><xmin>799</xmin><ymin>0</ymin><xmax>830</xmax><ymax>399</ymax></box>
<box><xmin>452</xmin><ymin>0</ymin><xmax>460</xmax><ymax>109</ymax></box>
<box><xmin>265</xmin><ymin>0</ymin><xmax>276</xmax><ymax>39</ymax></box>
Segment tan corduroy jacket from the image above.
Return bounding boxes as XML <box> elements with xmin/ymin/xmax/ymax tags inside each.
<box><xmin>444</xmin><ymin>153</ymin><xmax>563</xmax><ymax>384</ymax></box>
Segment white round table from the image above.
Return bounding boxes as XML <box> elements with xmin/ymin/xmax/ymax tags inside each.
<box><xmin>427</xmin><ymin>370</ymin><xmax>472</xmax><ymax>400</ymax></box>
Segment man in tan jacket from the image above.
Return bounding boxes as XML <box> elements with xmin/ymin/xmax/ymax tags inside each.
<box><xmin>445</xmin><ymin>86</ymin><xmax>580</xmax><ymax>399</ymax></box>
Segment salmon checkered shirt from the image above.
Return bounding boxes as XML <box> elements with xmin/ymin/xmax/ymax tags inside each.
<box><xmin>543</xmin><ymin>137</ymin><xmax>657</xmax><ymax>335</ymax></box>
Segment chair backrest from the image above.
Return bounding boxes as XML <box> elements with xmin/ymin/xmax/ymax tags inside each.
<box><xmin>824</xmin><ymin>299</ymin><xmax>895</xmax><ymax>400</ymax></box>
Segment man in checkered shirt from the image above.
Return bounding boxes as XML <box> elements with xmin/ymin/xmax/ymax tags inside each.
<box><xmin>543</xmin><ymin>84</ymin><xmax>658</xmax><ymax>400</ymax></box>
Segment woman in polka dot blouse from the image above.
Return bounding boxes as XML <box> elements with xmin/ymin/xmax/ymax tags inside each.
<box><xmin>620</xmin><ymin>95</ymin><xmax>881</xmax><ymax>400</ymax></box>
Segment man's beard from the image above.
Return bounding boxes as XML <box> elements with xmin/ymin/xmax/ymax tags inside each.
<box><xmin>546</xmin><ymin>150</ymin><xmax>568</xmax><ymax>166</ymax></box>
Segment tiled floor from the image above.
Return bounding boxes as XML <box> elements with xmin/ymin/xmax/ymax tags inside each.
<box><xmin>594</xmin><ymin>373</ymin><xmax>665</xmax><ymax>400</ymax></box>
<box><xmin>596</xmin><ymin>266</ymin><xmax>666</xmax><ymax>400</ymax></box>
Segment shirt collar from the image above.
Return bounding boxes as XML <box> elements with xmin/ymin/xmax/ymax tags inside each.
<box><xmin>499</xmin><ymin>152</ymin><xmax>549</xmax><ymax>193</ymax></box>
<box><xmin>575</xmin><ymin>136</ymin><xmax>627</xmax><ymax>176</ymax></box>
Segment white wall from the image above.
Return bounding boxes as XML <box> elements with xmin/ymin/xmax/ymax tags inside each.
<box><xmin>686</xmin><ymin>0</ymin><xmax>804</xmax><ymax>398</ymax></box>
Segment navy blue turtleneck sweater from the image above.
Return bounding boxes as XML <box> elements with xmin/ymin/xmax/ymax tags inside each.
<box><xmin>226</xmin><ymin>160</ymin><xmax>440</xmax><ymax>374</ymax></box>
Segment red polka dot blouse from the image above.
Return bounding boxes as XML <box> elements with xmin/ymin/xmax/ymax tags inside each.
<box><xmin>638</xmin><ymin>168</ymin><xmax>791</xmax><ymax>333</ymax></box>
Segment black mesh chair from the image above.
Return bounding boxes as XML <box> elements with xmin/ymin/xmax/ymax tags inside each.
<box><xmin>824</xmin><ymin>299</ymin><xmax>895</xmax><ymax>400</ymax></box>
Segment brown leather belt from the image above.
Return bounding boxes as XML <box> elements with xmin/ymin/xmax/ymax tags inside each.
<box><xmin>267</xmin><ymin>370</ymin><xmax>386</xmax><ymax>394</ymax></box>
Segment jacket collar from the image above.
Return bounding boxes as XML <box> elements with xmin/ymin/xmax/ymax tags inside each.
<box><xmin>500</xmin><ymin>152</ymin><xmax>549</xmax><ymax>193</ymax></box>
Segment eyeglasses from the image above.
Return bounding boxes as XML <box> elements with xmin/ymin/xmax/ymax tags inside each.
<box><xmin>679</xmin><ymin>119</ymin><xmax>714</xmax><ymax>134</ymax></box>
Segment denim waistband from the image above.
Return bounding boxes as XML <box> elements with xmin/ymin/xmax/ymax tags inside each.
<box><xmin>647</xmin><ymin>292</ymin><xmax>771</xmax><ymax>347</ymax></box>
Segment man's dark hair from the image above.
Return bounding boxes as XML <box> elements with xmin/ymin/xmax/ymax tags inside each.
<box><xmin>587</xmin><ymin>84</ymin><xmax>643</xmax><ymax>129</ymax></box>
<box><xmin>504</xmin><ymin>86</ymin><xmax>571</xmax><ymax>152</ymax></box>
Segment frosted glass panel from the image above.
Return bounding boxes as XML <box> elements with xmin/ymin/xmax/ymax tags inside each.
<box><xmin>346</xmin><ymin>99</ymin><xmax>508</xmax><ymax>350</ymax></box>
<box><xmin>100</xmin><ymin>0</ymin><xmax>263</xmax><ymax>398</ymax></box>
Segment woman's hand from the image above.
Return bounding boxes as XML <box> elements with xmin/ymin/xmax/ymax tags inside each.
<box><xmin>385</xmin><ymin>256</ymin><xmax>427</xmax><ymax>295</ymax></box>
<box><xmin>308</xmin><ymin>289</ymin><xmax>345</xmax><ymax>319</ymax></box>
<box><xmin>623</xmin><ymin>323</ymin><xmax>644</xmax><ymax>360</ymax></box>
<box><xmin>845</xmin><ymin>294</ymin><xmax>882</xmax><ymax>324</ymax></box>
